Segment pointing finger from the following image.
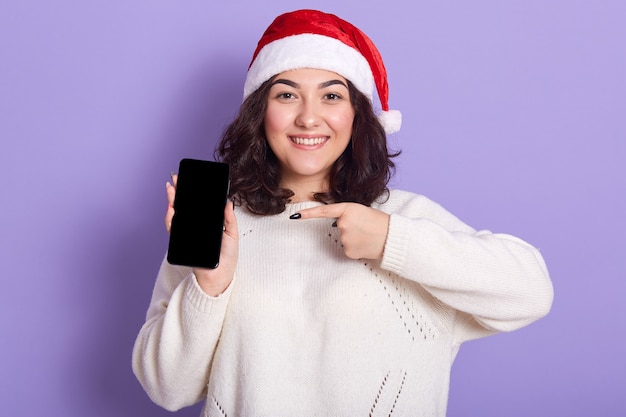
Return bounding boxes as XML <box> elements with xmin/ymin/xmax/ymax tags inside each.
<box><xmin>289</xmin><ymin>203</ymin><xmax>348</xmax><ymax>221</ymax></box>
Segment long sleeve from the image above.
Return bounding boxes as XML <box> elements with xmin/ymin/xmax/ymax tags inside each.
<box><xmin>132</xmin><ymin>256</ymin><xmax>233</xmax><ymax>411</ymax></box>
<box><xmin>378</xmin><ymin>191</ymin><xmax>554</xmax><ymax>342</ymax></box>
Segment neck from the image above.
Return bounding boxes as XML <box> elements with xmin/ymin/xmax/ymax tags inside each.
<box><xmin>281</xmin><ymin>176</ymin><xmax>328</xmax><ymax>203</ymax></box>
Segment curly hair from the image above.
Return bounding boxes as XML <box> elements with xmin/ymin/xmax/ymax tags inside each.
<box><xmin>215</xmin><ymin>76</ymin><xmax>400</xmax><ymax>215</ymax></box>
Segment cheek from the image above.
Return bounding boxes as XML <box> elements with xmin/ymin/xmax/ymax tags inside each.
<box><xmin>263</xmin><ymin>111</ymin><xmax>284</xmax><ymax>153</ymax></box>
<box><xmin>329</xmin><ymin>109</ymin><xmax>355</xmax><ymax>134</ymax></box>
<box><xmin>264</xmin><ymin>103</ymin><xmax>287</xmax><ymax>133</ymax></box>
<box><xmin>263</xmin><ymin>112</ymin><xmax>279</xmax><ymax>135</ymax></box>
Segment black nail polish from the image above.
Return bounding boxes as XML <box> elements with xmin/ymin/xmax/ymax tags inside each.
<box><xmin>289</xmin><ymin>213</ymin><xmax>301</xmax><ymax>219</ymax></box>
<box><xmin>331</xmin><ymin>221</ymin><xmax>337</xmax><ymax>227</ymax></box>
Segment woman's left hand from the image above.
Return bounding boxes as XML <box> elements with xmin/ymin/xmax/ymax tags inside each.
<box><xmin>293</xmin><ymin>203</ymin><xmax>390</xmax><ymax>260</ymax></box>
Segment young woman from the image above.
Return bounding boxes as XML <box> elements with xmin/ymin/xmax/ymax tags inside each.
<box><xmin>133</xmin><ymin>9</ymin><xmax>553</xmax><ymax>416</ymax></box>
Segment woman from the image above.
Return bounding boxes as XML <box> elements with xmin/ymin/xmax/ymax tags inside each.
<box><xmin>133</xmin><ymin>9</ymin><xmax>553</xmax><ymax>416</ymax></box>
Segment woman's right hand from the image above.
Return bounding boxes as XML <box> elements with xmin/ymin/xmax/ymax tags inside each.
<box><xmin>166</xmin><ymin>175</ymin><xmax>239</xmax><ymax>296</ymax></box>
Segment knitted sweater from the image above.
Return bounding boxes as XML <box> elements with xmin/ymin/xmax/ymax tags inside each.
<box><xmin>133</xmin><ymin>189</ymin><xmax>553</xmax><ymax>416</ymax></box>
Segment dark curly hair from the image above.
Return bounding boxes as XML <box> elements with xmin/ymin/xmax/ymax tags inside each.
<box><xmin>215</xmin><ymin>76</ymin><xmax>400</xmax><ymax>215</ymax></box>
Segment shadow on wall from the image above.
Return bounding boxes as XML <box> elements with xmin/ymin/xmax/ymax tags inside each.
<box><xmin>72</xmin><ymin>57</ymin><xmax>244</xmax><ymax>416</ymax></box>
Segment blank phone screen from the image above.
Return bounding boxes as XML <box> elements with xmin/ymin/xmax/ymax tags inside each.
<box><xmin>167</xmin><ymin>159</ymin><xmax>230</xmax><ymax>269</ymax></box>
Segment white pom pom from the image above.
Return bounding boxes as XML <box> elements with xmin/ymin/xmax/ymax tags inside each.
<box><xmin>378</xmin><ymin>109</ymin><xmax>402</xmax><ymax>134</ymax></box>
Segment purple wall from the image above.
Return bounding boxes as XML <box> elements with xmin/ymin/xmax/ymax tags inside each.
<box><xmin>1</xmin><ymin>1</ymin><xmax>624</xmax><ymax>416</ymax></box>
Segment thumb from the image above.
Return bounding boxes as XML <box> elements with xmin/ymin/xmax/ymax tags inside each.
<box><xmin>223</xmin><ymin>200</ymin><xmax>238</xmax><ymax>238</ymax></box>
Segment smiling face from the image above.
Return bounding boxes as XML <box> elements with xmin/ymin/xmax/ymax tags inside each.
<box><xmin>264</xmin><ymin>68</ymin><xmax>355</xmax><ymax>200</ymax></box>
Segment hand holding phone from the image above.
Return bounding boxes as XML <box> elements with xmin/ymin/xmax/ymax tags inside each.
<box><xmin>167</xmin><ymin>158</ymin><xmax>230</xmax><ymax>269</ymax></box>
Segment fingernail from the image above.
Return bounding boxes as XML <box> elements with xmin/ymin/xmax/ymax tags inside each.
<box><xmin>331</xmin><ymin>221</ymin><xmax>337</xmax><ymax>227</ymax></box>
<box><xmin>170</xmin><ymin>171</ymin><xmax>176</xmax><ymax>178</ymax></box>
<box><xmin>289</xmin><ymin>213</ymin><xmax>301</xmax><ymax>219</ymax></box>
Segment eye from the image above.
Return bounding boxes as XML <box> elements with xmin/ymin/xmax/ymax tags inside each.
<box><xmin>324</xmin><ymin>93</ymin><xmax>343</xmax><ymax>101</ymax></box>
<box><xmin>276</xmin><ymin>92</ymin><xmax>296</xmax><ymax>100</ymax></box>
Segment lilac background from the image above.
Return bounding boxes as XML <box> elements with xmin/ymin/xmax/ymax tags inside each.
<box><xmin>1</xmin><ymin>1</ymin><xmax>624</xmax><ymax>416</ymax></box>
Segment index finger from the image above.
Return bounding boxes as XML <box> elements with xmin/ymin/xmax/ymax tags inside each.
<box><xmin>290</xmin><ymin>203</ymin><xmax>348</xmax><ymax>220</ymax></box>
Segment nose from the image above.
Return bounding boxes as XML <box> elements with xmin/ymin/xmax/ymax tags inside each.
<box><xmin>295</xmin><ymin>100</ymin><xmax>321</xmax><ymax>128</ymax></box>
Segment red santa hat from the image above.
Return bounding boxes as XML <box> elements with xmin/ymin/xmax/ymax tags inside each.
<box><xmin>243</xmin><ymin>9</ymin><xmax>402</xmax><ymax>134</ymax></box>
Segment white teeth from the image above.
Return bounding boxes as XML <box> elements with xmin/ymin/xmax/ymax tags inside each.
<box><xmin>291</xmin><ymin>137</ymin><xmax>327</xmax><ymax>145</ymax></box>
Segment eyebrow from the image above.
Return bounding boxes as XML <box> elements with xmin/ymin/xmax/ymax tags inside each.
<box><xmin>271</xmin><ymin>78</ymin><xmax>348</xmax><ymax>89</ymax></box>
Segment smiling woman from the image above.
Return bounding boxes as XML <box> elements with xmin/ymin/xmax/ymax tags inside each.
<box><xmin>132</xmin><ymin>8</ymin><xmax>554</xmax><ymax>416</ymax></box>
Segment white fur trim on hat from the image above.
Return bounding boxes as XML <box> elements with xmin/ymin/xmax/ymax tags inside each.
<box><xmin>243</xmin><ymin>34</ymin><xmax>374</xmax><ymax>100</ymax></box>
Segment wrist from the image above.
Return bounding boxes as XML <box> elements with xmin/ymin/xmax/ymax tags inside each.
<box><xmin>193</xmin><ymin>269</ymin><xmax>232</xmax><ymax>297</ymax></box>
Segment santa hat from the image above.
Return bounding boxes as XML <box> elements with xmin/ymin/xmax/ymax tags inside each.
<box><xmin>243</xmin><ymin>9</ymin><xmax>402</xmax><ymax>134</ymax></box>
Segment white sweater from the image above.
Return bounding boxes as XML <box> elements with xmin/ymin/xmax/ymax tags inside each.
<box><xmin>133</xmin><ymin>189</ymin><xmax>553</xmax><ymax>416</ymax></box>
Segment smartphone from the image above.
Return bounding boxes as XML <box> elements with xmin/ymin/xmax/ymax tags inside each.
<box><xmin>167</xmin><ymin>158</ymin><xmax>230</xmax><ymax>269</ymax></box>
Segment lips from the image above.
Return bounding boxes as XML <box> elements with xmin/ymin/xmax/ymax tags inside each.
<box><xmin>290</xmin><ymin>136</ymin><xmax>329</xmax><ymax>146</ymax></box>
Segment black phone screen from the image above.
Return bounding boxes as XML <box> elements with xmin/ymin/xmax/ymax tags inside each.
<box><xmin>167</xmin><ymin>158</ymin><xmax>230</xmax><ymax>269</ymax></box>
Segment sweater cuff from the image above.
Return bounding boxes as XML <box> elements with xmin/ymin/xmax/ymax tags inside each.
<box><xmin>381</xmin><ymin>213</ymin><xmax>411</xmax><ymax>275</ymax></box>
<box><xmin>184</xmin><ymin>273</ymin><xmax>234</xmax><ymax>314</ymax></box>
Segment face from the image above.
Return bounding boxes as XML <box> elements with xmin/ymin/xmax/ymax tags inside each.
<box><xmin>264</xmin><ymin>68</ymin><xmax>355</xmax><ymax>192</ymax></box>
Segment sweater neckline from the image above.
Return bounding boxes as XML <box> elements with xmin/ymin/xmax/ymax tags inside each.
<box><xmin>284</xmin><ymin>201</ymin><xmax>324</xmax><ymax>216</ymax></box>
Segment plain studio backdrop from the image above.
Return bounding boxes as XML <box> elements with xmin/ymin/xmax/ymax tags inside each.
<box><xmin>1</xmin><ymin>1</ymin><xmax>624</xmax><ymax>416</ymax></box>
